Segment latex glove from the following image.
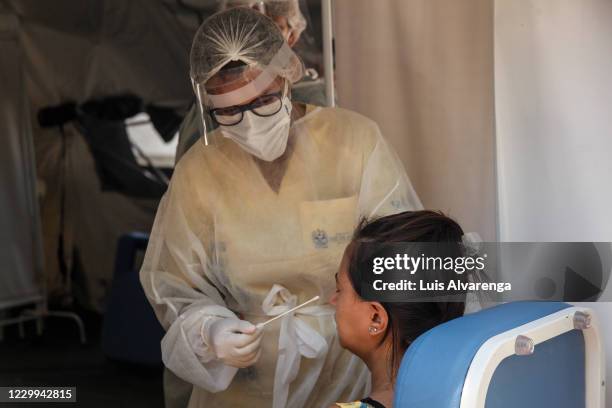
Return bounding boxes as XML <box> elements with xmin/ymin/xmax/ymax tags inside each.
<box><xmin>202</xmin><ymin>317</ymin><xmax>263</xmax><ymax>368</ymax></box>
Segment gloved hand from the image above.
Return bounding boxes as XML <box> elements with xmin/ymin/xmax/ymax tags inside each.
<box><xmin>202</xmin><ymin>317</ymin><xmax>263</xmax><ymax>368</ymax></box>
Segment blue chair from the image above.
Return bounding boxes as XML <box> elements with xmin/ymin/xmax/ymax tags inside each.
<box><xmin>394</xmin><ymin>302</ymin><xmax>605</xmax><ymax>408</ymax></box>
<box><xmin>102</xmin><ymin>232</ymin><xmax>165</xmax><ymax>365</ymax></box>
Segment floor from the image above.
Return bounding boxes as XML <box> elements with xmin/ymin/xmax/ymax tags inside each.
<box><xmin>0</xmin><ymin>307</ymin><xmax>164</xmax><ymax>408</ymax></box>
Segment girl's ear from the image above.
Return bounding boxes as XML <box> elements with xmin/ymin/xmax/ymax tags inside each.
<box><xmin>287</xmin><ymin>31</ymin><xmax>298</xmax><ymax>47</ymax></box>
<box><xmin>368</xmin><ymin>302</ymin><xmax>388</xmax><ymax>336</ymax></box>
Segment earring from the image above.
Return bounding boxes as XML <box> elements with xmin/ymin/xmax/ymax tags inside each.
<box><xmin>368</xmin><ymin>326</ymin><xmax>378</xmax><ymax>333</ymax></box>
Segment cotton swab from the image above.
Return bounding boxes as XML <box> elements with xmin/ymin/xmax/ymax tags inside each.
<box><xmin>256</xmin><ymin>295</ymin><xmax>320</xmax><ymax>329</ymax></box>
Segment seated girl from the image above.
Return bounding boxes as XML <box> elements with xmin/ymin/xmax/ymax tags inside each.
<box><xmin>330</xmin><ymin>210</ymin><xmax>469</xmax><ymax>408</ymax></box>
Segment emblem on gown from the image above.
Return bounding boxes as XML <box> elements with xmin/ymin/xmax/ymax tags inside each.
<box><xmin>312</xmin><ymin>229</ymin><xmax>328</xmax><ymax>249</ymax></box>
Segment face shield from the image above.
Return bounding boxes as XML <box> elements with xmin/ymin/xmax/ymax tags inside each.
<box><xmin>190</xmin><ymin>7</ymin><xmax>304</xmax><ymax>146</ymax></box>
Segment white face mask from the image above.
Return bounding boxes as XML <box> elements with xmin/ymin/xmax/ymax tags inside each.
<box><xmin>220</xmin><ymin>96</ymin><xmax>293</xmax><ymax>162</ymax></box>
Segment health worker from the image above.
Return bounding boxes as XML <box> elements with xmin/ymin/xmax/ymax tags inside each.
<box><xmin>140</xmin><ymin>7</ymin><xmax>422</xmax><ymax>408</ymax></box>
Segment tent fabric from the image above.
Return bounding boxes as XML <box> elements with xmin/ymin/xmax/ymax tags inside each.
<box><xmin>334</xmin><ymin>0</ymin><xmax>497</xmax><ymax>241</ymax></box>
<box><xmin>0</xmin><ymin>12</ymin><xmax>42</xmax><ymax>309</ymax></box>
<box><xmin>3</xmin><ymin>0</ymin><xmax>196</xmax><ymax>311</ymax></box>
<box><xmin>8</xmin><ymin>0</ymin><xmax>193</xmax><ymax>108</ymax></box>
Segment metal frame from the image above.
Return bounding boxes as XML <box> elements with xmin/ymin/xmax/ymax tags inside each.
<box><xmin>460</xmin><ymin>306</ymin><xmax>605</xmax><ymax>408</ymax></box>
<box><xmin>0</xmin><ymin>300</ymin><xmax>87</xmax><ymax>345</ymax></box>
<box><xmin>321</xmin><ymin>0</ymin><xmax>335</xmax><ymax>107</ymax></box>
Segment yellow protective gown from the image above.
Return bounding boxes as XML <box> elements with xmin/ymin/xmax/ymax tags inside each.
<box><xmin>140</xmin><ymin>105</ymin><xmax>422</xmax><ymax>408</ymax></box>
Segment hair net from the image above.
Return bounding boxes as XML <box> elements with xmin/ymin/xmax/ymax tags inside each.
<box><xmin>190</xmin><ymin>7</ymin><xmax>303</xmax><ymax>92</ymax></box>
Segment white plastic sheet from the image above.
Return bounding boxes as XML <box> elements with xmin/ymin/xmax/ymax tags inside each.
<box><xmin>0</xmin><ymin>13</ymin><xmax>42</xmax><ymax>310</ymax></box>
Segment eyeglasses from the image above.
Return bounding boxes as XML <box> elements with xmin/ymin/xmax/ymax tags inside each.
<box><xmin>209</xmin><ymin>92</ymin><xmax>283</xmax><ymax>126</ymax></box>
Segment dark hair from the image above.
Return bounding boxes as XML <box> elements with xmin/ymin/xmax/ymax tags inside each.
<box><xmin>220</xmin><ymin>60</ymin><xmax>247</xmax><ymax>71</ymax></box>
<box><xmin>210</xmin><ymin>60</ymin><xmax>248</xmax><ymax>84</ymax></box>
<box><xmin>346</xmin><ymin>210</ymin><xmax>467</xmax><ymax>381</ymax></box>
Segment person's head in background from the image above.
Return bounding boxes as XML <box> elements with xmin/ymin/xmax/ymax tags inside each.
<box><xmin>330</xmin><ymin>211</ymin><xmax>467</xmax><ymax>399</ymax></box>
<box><xmin>219</xmin><ymin>0</ymin><xmax>307</xmax><ymax>46</ymax></box>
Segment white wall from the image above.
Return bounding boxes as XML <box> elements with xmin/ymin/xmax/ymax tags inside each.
<box><xmin>494</xmin><ymin>0</ymin><xmax>612</xmax><ymax>402</ymax></box>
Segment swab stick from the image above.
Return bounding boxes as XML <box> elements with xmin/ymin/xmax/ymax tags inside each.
<box><xmin>256</xmin><ymin>296</ymin><xmax>320</xmax><ymax>329</ymax></box>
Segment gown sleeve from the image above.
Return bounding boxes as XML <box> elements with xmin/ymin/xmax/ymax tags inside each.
<box><xmin>357</xmin><ymin>122</ymin><xmax>423</xmax><ymax>219</ymax></box>
<box><xmin>139</xmin><ymin>162</ymin><xmax>239</xmax><ymax>393</ymax></box>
